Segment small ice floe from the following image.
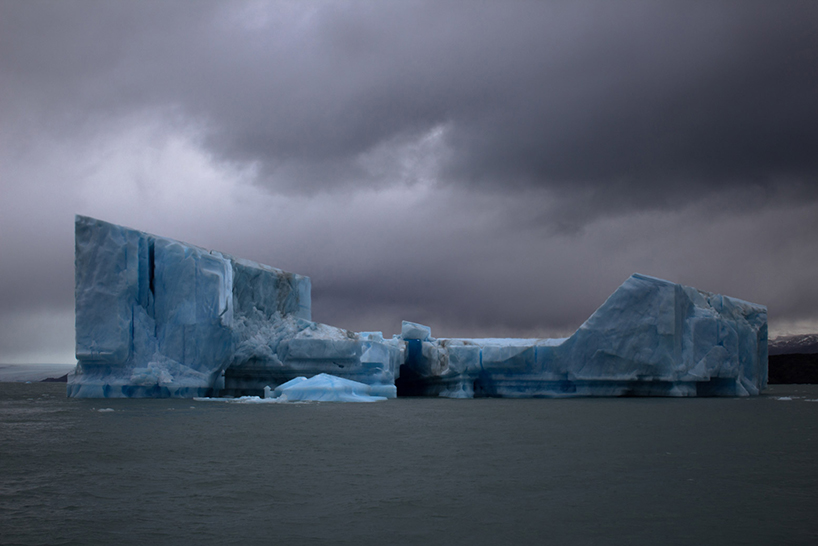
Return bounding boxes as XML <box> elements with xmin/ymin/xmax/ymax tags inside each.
<box><xmin>265</xmin><ymin>374</ymin><xmax>391</xmax><ymax>402</ymax></box>
<box><xmin>194</xmin><ymin>374</ymin><xmax>392</xmax><ymax>403</ymax></box>
<box><xmin>193</xmin><ymin>395</ymin><xmax>291</xmax><ymax>404</ymax></box>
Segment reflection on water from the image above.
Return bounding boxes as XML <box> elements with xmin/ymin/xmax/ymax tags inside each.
<box><xmin>1</xmin><ymin>382</ymin><xmax>817</xmax><ymax>545</ymax></box>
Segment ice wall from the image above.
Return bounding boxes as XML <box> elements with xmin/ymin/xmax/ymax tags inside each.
<box><xmin>396</xmin><ymin>274</ymin><xmax>768</xmax><ymax>398</ymax></box>
<box><xmin>69</xmin><ymin>216</ymin><xmax>400</xmax><ymax>398</ymax></box>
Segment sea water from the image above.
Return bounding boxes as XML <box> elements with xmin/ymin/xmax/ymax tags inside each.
<box><xmin>1</xmin><ymin>382</ymin><xmax>817</xmax><ymax>545</ymax></box>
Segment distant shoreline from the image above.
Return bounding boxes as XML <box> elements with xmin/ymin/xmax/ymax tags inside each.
<box><xmin>0</xmin><ymin>364</ymin><xmax>75</xmax><ymax>383</ymax></box>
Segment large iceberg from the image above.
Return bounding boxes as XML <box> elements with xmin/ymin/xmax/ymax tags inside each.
<box><xmin>69</xmin><ymin>216</ymin><xmax>767</xmax><ymax>399</ymax></box>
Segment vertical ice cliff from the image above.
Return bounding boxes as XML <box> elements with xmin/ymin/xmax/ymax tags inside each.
<box><xmin>70</xmin><ymin>216</ymin><xmax>767</xmax><ymax>399</ymax></box>
<box><xmin>68</xmin><ymin>216</ymin><xmax>400</xmax><ymax>398</ymax></box>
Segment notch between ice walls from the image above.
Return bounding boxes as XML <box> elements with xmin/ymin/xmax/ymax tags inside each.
<box><xmin>69</xmin><ymin>216</ymin><xmax>768</xmax><ymax>399</ymax></box>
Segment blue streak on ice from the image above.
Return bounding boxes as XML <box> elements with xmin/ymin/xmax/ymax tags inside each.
<box><xmin>69</xmin><ymin>216</ymin><xmax>767</xmax><ymax>399</ymax></box>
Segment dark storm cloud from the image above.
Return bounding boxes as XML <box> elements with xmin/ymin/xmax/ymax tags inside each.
<box><xmin>3</xmin><ymin>1</ymin><xmax>817</xmax><ymax>222</ymax></box>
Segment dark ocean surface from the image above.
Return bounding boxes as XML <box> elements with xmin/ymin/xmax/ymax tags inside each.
<box><xmin>1</xmin><ymin>382</ymin><xmax>817</xmax><ymax>546</ymax></box>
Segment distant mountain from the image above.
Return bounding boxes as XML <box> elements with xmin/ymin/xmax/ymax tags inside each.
<box><xmin>768</xmin><ymin>333</ymin><xmax>818</xmax><ymax>356</ymax></box>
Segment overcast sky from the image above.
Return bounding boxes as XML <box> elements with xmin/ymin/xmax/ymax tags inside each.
<box><xmin>1</xmin><ymin>0</ymin><xmax>817</xmax><ymax>364</ymax></box>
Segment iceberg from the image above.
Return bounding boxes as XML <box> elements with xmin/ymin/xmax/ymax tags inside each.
<box><xmin>69</xmin><ymin>216</ymin><xmax>767</xmax><ymax>399</ymax></box>
<box><xmin>396</xmin><ymin>274</ymin><xmax>768</xmax><ymax>397</ymax></box>
<box><xmin>69</xmin><ymin>216</ymin><xmax>400</xmax><ymax>398</ymax></box>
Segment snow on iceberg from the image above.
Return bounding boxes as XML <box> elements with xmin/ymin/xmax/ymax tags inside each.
<box><xmin>69</xmin><ymin>216</ymin><xmax>767</xmax><ymax>399</ymax></box>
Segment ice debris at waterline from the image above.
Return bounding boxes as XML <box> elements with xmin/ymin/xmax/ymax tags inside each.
<box><xmin>397</xmin><ymin>274</ymin><xmax>768</xmax><ymax>398</ymax></box>
<box><xmin>69</xmin><ymin>216</ymin><xmax>768</xmax><ymax>399</ymax></box>
<box><xmin>193</xmin><ymin>374</ymin><xmax>388</xmax><ymax>403</ymax></box>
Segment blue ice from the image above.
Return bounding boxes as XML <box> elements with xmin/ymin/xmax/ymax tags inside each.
<box><xmin>69</xmin><ymin>216</ymin><xmax>399</xmax><ymax>399</ymax></box>
<box><xmin>397</xmin><ymin>274</ymin><xmax>768</xmax><ymax>398</ymax></box>
<box><xmin>69</xmin><ymin>216</ymin><xmax>767</xmax><ymax>399</ymax></box>
<box><xmin>264</xmin><ymin>374</ymin><xmax>390</xmax><ymax>402</ymax></box>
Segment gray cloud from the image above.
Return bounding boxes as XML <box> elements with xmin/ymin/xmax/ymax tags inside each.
<box><xmin>4</xmin><ymin>1</ymin><xmax>817</xmax><ymax>210</ymax></box>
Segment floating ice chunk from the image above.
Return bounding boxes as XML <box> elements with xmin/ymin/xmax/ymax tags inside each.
<box><xmin>267</xmin><ymin>374</ymin><xmax>389</xmax><ymax>402</ymax></box>
<box><xmin>193</xmin><ymin>395</ymin><xmax>286</xmax><ymax>404</ymax></box>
